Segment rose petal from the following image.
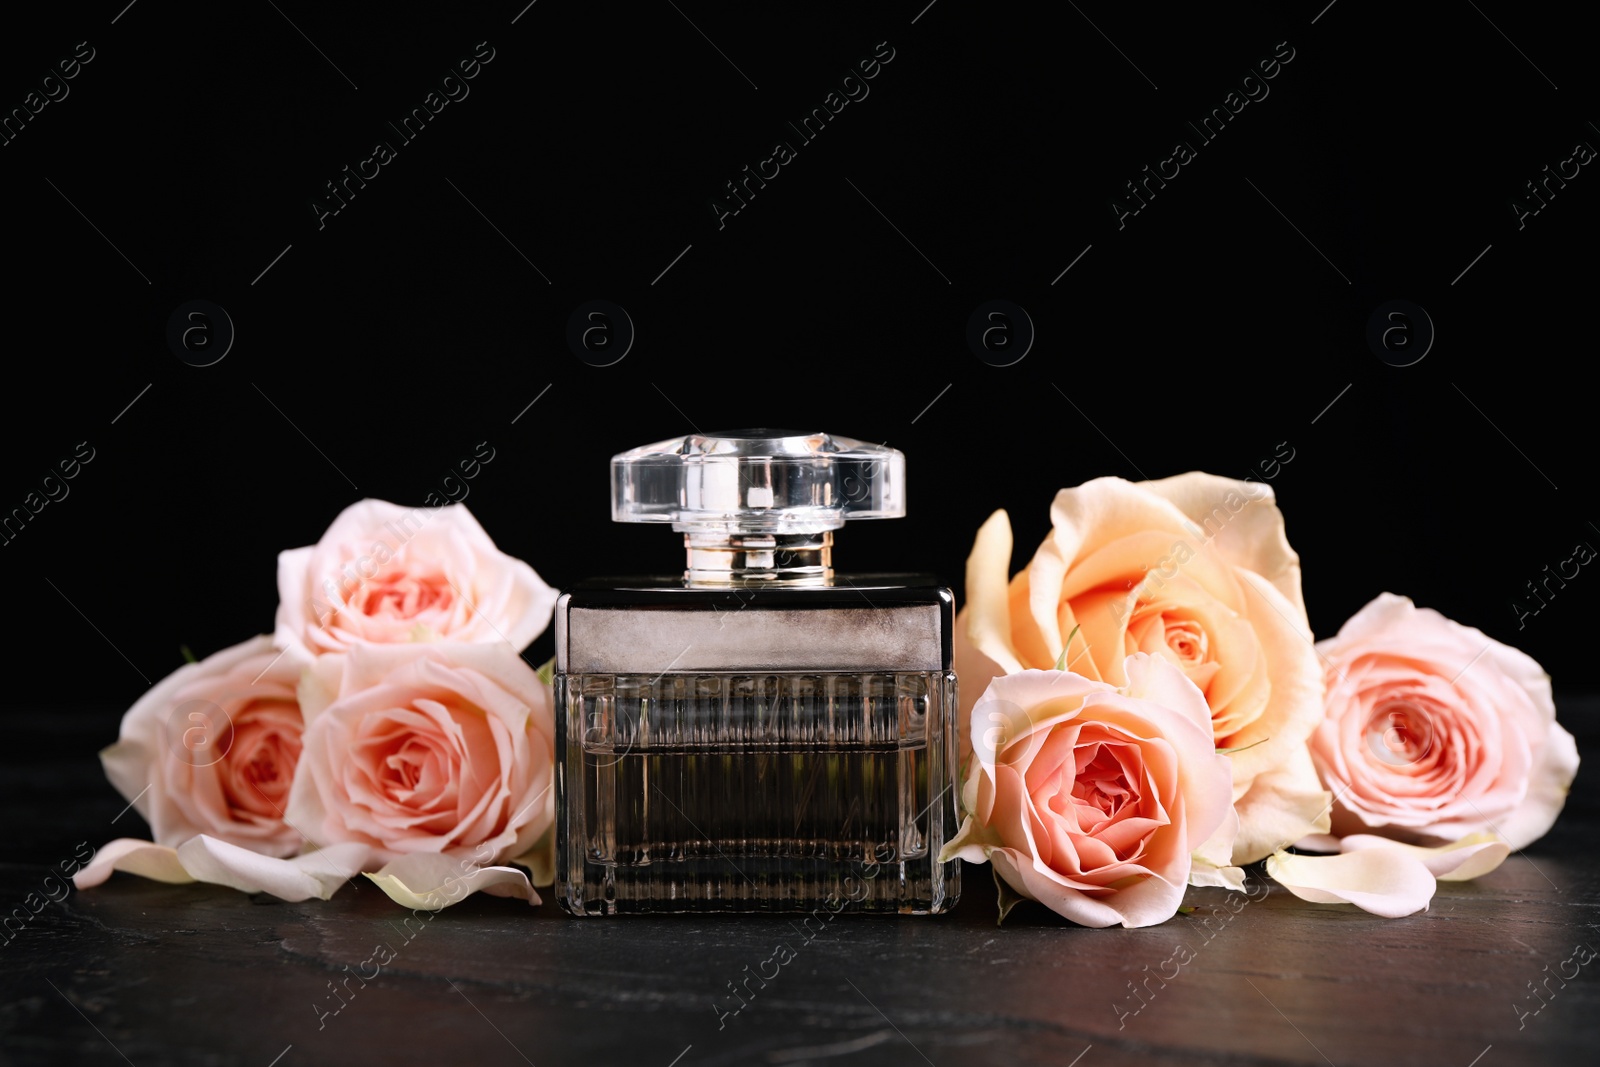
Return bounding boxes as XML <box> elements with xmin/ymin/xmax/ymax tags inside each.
<box><xmin>1029</xmin><ymin>476</ymin><xmax>1327</xmax><ymax>866</ymax></box>
<box><xmin>288</xmin><ymin>643</ymin><xmax>555</xmax><ymax>870</ymax></box>
<box><xmin>964</xmin><ymin>510</ymin><xmax>1025</xmax><ymax>675</ymax></box>
<box><xmin>952</xmin><ymin>630</ymin><xmax>1004</xmax><ymax>773</ymax></box>
<box><xmin>290</xmin><ymin>843</ymin><xmax>379</xmax><ymax>898</ymax></box>
<box><xmin>96</xmin><ymin>635</ymin><xmax>308</xmax><ymax>858</ymax></box>
<box><xmin>1121</xmin><ymin>651</ymin><xmax>1213</xmax><ymax>738</ymax></box>
<box><xmin>1222</xmin><ymin>571</ymin><xmax>1326</xmax><ymax>797</ymax></box>
<box><xmin>1493</xmin><ymin>721</ymin><xmax>1580</xmax><ymax>851</ymax></box>
<box><xmin>1292</xmin><ymin>833</ymin><xmax>1343</xmax><ymax>853</ymax></box>
<box><xmin>940</xmin><ymin>812</ymin><xmax>1002</xmax><ymax>865</ymax></box>
<box><xmin>1087</xmin><ymin>690</ymin><xmax>1233</xmax><ymax>853</ymax></box>
<box><xmin>274</xmin><ymin>500</ymin><xmax>557</xmax><ymax>658</ymax></box>
<box><xmin>508</xmin><ymin>825</ymin><xmax>556</xmax><ymax>887</ymax></box>
<box><xmin>365</xmin><ymin>853</ymin><xmax>539</xmax><ymax>910</ymax></box>
<box><xmin>1231</xmin><ymin>744</ymin><xmax>1332</xmax><ymax>864</ymax></box>
<box><xmin>296</xmin><ymin>653</ymin><xmax>348</xmax><ymax>723</ymax></box>
<box><xmin>1339</xmin><ymin>832</ymin><xmax>1512</xmax><ymax>882</ymax></box>
<box><xmin>1315</xmin><ymin>591</ymin><xmax>1414</xmax><ymax>648</ymax></box>
<box><xmin>966</xmin><ymin>670</ymin><xmax>1112</xmax><ymax>775</ymax></box>
<box><xmin>175</xmin><ymin>835</ymin><xmax>372</xmax><ymax>901</ymax></box>
<box><xmin>71</xmin><ymin>839</ymin><xmax>194</xmax><ymax>889</ymax></box>
<box><xmin>1311</xmin><ymin>593</ymin><xmax>1579</xmax><ymax>852</ymax></box>
<box><xmin>1189</xmin><ymin>807</ymin><xmax>1247</xmax><ymax>890</ymax></box>
<box><xmin>1136</xmin><ymin>472</ymin><xmax>1306</xmax><ymax>614</ymax></box>
<box><xmin>993</xmin><ymin>846</ymin><xmax>1187</xmax><ymax>929</ymax></box>
<box><xmin>1265</xmin><ymin>848</ymin><xmax>1436</xmax><ymax>917</ymax></box>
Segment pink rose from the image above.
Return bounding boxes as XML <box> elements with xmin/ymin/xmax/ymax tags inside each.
<box><xmin>275</xmin><ymin>499</ymin><xmax>556</xmax><ymax>660</ymax></box>
<box><xmin>955</xmin><ymin>474</ymin><xmax>1329</xmax><ymax>863</ymax></box>
<box><xmin>941</xmin><ymin>654</ymin><xmax>1236</xmax><ymax>928</ymax></box>
<box><xmin>287</xmin><ymin>642</ymin><xmax>555</xmax><ymax>870</ymax></box>
<box><xmin>1310</xmin><ymin>593</ymin><xmax>1579</xmax><ymax>850</ymax></box>
<box><xmin>99</xmin><ymin>636</ymin><xmax>304</xmax><ymax>858</ymax></box>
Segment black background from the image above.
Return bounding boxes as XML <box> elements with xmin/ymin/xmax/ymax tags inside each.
<box><xmin>2</xmin><ymin>1</ymin><xmax>1593</xmax><ymax>736</ymax></box>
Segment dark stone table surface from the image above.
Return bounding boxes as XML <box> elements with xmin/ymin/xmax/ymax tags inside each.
<box><xmin>4</xmin><ymin>706</ymin><xmax>1597</xmax><ymax>1067</ymax></box>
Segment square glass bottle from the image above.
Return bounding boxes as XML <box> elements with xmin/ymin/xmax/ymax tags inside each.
<box><xmin>554</xmin><ymin>430</ymin><xmax>961</xmax><ymax>915</ymax></box>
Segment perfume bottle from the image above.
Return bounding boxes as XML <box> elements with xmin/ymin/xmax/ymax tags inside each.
<box><xmin>554</xmin><ymin>430</ymin><xmax>960</xmax><ymax>915</ymax></box>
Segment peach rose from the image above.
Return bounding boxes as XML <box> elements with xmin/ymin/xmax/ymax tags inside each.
<box><xmin>1310</xmin><ymin>593</ymin><xmax>1579</xmax><ymax>850</ymax></box>
<box><xmin>275</xmin><ymin>499</ymin><xmax>556</xmax><ymax>660</ymax></box>
<box><xmin>287</xmin><ymin>642</ymin><xmax>555</xmax><ymax>872</ymax></box>
<box><xmin>941</xmin><ymin>655</ymin><xmax>1236</xmax><ymax>928</ymax></box>
<box><xmin>99</xmin><ymin>635</ymin><xmax>304</xmax><ymax>858</ymax></box>
<box><xmin>955</xmin><ymin>473</ymin><xmax>1328</xmax><ymax>863</ymax></box>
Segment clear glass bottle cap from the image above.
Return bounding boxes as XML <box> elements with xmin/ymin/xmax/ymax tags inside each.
<box><xmin>611</xmin><ymin>429</ymin><xmax>903</xmax><ymax>534</ymax></box>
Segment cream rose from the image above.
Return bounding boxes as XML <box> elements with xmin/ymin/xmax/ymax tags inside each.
<box><xmin>1310</xmin><ymin>593</ymin><xmax>1579</xmax><ymax>849</ymax></box>
<box><xmin>942</xmin><ymin>655</ymin><xmax>1236</xmax><ymax>928</ymax></box>
<box><xmin>954</xmin><ymin>473</ymin><xmax>1329</xmax><ymax>863</ymax></box>
<box><xmin>275</xmin><ymin>499</ymin><xmax>556</xmax><ymax>660</ymax></box>
<box><xmin>99</xmin><ymin>635</ymin><xmax>304</xmax><ymax>858</ymax></box>
<box><xmin>286</xmin><ymin>642</ymin><xmax>555</xmax><ymax>870</ymax></box>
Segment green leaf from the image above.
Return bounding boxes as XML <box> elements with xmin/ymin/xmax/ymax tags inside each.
<box><xmin>1177</xmin><ymin>905</ymin><xmax>1197</xmax><ymax>914</ymax></box>
<box><xmin>1216</xmin><ymin>737</ymin><xmax>1270</xmax><ymax>756</ymax></box>
<box><xmin>535</xmin><ymin>656</ymin><xmax>557</xmax><ymax>688</ymax></box>
<box><xmin>1054</xmin><ymin>623</ymin><xmax>1083</xmax><ymax>672</ymax></box>
<box><xmin>180</xmin><ymin>644</ymin><xmax>198</xmax><ymax>664</ymax></box>
<box><xmin>994</xmin><ymin>867</ymin><xmax>1029</xmax><ymax>926</ymax></box>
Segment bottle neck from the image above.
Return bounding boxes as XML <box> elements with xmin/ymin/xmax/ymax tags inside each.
<box><xmin>683</xmin><ymin>530</ymin><xmax>833</xmax><ymax>586</ymax></box>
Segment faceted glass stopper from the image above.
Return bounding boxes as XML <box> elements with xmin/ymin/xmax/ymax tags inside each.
<box><xmin>610</xmin><ymin>429</ymin><xmax>904</xmax><ymax>533</ymax></box>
